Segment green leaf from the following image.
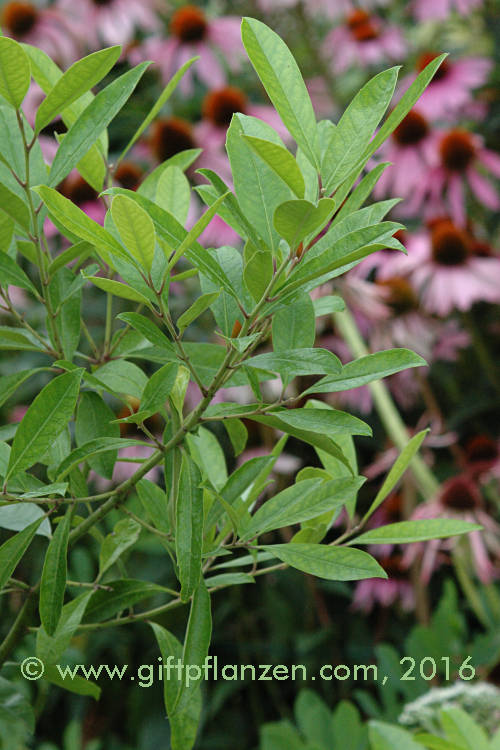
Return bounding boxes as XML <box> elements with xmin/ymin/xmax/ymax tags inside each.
<box><xmin>0</xmin><ymin>367</ymin><xmax>49</xmax><ymax>408</ymax></box>
<box><xmin>167</xmin><ymin>191</ymin><xmax>230</xmax><ymax>270</ymax></box>
<box><xmin>156</xmin><ymin>165</ymin><xmax>191</xmax><ymax>225</ymax></box>
<box><xmin>244</xmin><ymin>414</ymin><xmax>354</xmax><ymax>467</ymax></box>
<box><xmin>177</xmin><ymin>291</ymin><xmax>221</xmax><ymax>334</ymax></box>
<box><xmin>33</xmin><ymin>186</ymin><xmax>129</xmax><ymax>266</ymax></box>
<box><xmin>43</xmin><ymin>664</ymin><xmax>100</xmax><ymax>700</ymax></box>
<box><xmin>243</xmin><ymin>244</ymin><xmax>273</xmax><ymax>302</ymax></box>
<box><xmin>260</xmin><ymin>543</ymin><xmax>387</xmax><ymax>580</ymax></box>
<box><xmin>118</xmin><ymin>56</ymin><xmax>198</xmax><ymax>163</ymax></box>
<box><xmin>334</xmin><ymin>162</ymin><xmax>391</xmax><ymax>224</ymax></box>
<box><xmin>295</xmin><ymin>690</ymin><xmax>334</xmax><ymax>748</ymax></box>
<box><xmin>369</xmin><ymin>721</ymin><xmax>422</xmax><ymax>750</ymax></box>
<box><xmin>83</xmin><ymin>580</ymin><xmax>168</xmax><ymax>623</ymax></box>
<box><xmin>283</xmin><ymin>221</ymin><xmax>403</xmax><ymax>295</ymax></box>
<box><xmin>37</xmin><ymin>591</ymin><xmax>91</xmax><ymax>664</ymax></box>
<box><xmin>244</xmin><ymin>348</ymin><xmax>341</xmax><ymax>378</ymax></box>
<box><xmin>0</xmin><ymin>500</ymin><xmax>51</xmax><ymax>537</ymax></box>
<box><xmin>93</xmin><ymin>358</ymin><xmax>148</xmax><ymax>399</ymax></box>
<box><xmin>0</xmin><ymin>183</ymin><xmax>30</xmax><ymax>232</ymax></box>
<box><xmin>253</xmin><ymin>408</ymin><xmax>371</xmax><ymax>437</ymax></box>
<box><xmin>439</xmin><ymin>708</ymin><xmax>490</xmax><ymax>750</ymax></box>
<box><xmin>242</xmin><ymin>135</ymin><xmax>305</xmax><ymax>197</ymax></box>
<box><xmin>176</xmin><ymin>453</ymin><xmax>204</xmax><ymax>601</ymax></box>
<box><xmin>188</xmin><ymin>245</ymin><xmax>239</xmax><ymax>303</ymax></box>
<box><xmin>205</xmin><ymin>456</ymin><xmax>274</xmax><ymax>531</ymax></box>
<box><xmin>23</xmin><ymin>44</ymin><xmax>108</xmax><ymax>191</ymax></box>
<box><xmin>241</xmin><ymin>17</ymin><xmax>318</xmax><ymax>167</ymax></box>
<box><xmin>35</xmin><ymin>46</ymin><xmax>121</xmax><ymax>134</ymax></box>
<box><xmin>102</xmin><ymin>186</ymin><xmax>201</xmax><ymax>256</ymax></box>
<box><xmin>322</xmin><ymin>67</ymin><xmax>399</xmax><ymax>192</ymax></box>
<box><xmin>174</xmin><ymin>580</ymin><xmax>212</xmax><ymax>713</ymax></box>
<box><xmin>99</xmin><ymin>517</ymin><xmax>141</xmax><ymax>577</ymax></box>
<box><xmin>367</xmin><ymin>55</ymin><xmax>448</xmax><ymax>160</ymax></box>
<box><xmin>47</xmin><ymin>267</ymin><xmax>81</xmax><ymax>361</ymax></box>
<box><xmin>304</xmin><ymin>349</ymin><xmax>427</xmax><ymax>395</ymax></box>
<box><xmin>0</xmin><ymin>517</ymin><xmax>43</xmax><ymax>591</ymax></box>
<box><xmin>273</xmin><ymin>198</ymin><xmax>335</xmax><ymax>248</ymax></box>
<box><xmin>117</xmin><ymin>312</ymin><xmax>176</xmax><ymax>354</ymax></box>
<box><xmin>111</xmin><ymin>194</ymin><xmax>156</xmax><ymax>272</ymax></box>
<box><xmin>151</xmin><ymin>623</ymin><xmax>202</xmax><ymax>750</ymax></box>
<box><xmin>413</xmin><ymin>735</ymin><xmax>457</xmax><ymax>749</ymax></box>
<box><xmin>351</xmin><ymin>519</ymin><xmax>482</xmax><ymax>546</ymax></box>
<box><xmin>48</xmin><ymin>62</ymin><xmax>150</xmax><ymax>187</ymax></box>
<box><xmin>226</xmin><ymin>114</ymin><xmax>293</xmax><ymax>254</ymax></box>
<box><xmin>0</xmin><ymin>252</ymin><xmax>38</xmax><ymax>295</ymax></box>
<box><xmin>241</xmin><ymin>476</ymin><xmax>364</xmax><ymax>540</ymax></box>
<box><xmin>332</xmin><ymin>700</ymin><xmax>367</xmax><ymax>747</ymax></box>
<box><xmin>0</xmin><ymin>326</ymin><xmax>42</xmax><ymax>352</ymax></box>
<box><xmin>140</xmin><ymin>362</ymin><xmax>179</xmax><ymax>416</ymax></box>
<box><xmin>313</xmin><ymin>295</ymin><xmax>345</xmax><ymax>316</ymax></box>
<box><xmin>137</xmin><ymin>479</ymin><xmax>170</xmax><ymax>534</ymax></box>
<box><xmin>6</xmin><ymin>370</ymin><xmax>82</xmax><ymax>480</ymax></box>
<box><xmin>195</xmin><ymin>168</ymin><xmax>261</xmax><ymax>247</ymax></box>
<box><xmin>187</xmin><ymin>426</ymin><xmax>227</xmax><ymax>492</ymax></box>
<box><xmin>0</xmin><ymin>212</ymin><xmax>14</xmax><ymax>251</ymax></box>
<box><xmin>48</xmin><ymin>241</ymin><xmax>94</xmax><ymax>276</ymax></box>
<box><xmin>204</xmin><ymin>572</ymin><xmax>254</xmax><ymax>587</ymax></box>
<box><xmin>18</xmin><ymin>483</ymin><xmax>68</xmax><ymax>499</ymax></box>
<box><xmin>363</xmin><ymin>430</ymin><xmax>429</xmax><ymax>521</ymax></box>
<box><xmin>272</xmin><ymin>291</ymin><xmax>315</xmax><ymax>352</ymax></box>
<box><xmin>140</xmin><ymin>149</ymin><xmax>201</xmax><ymax>200</ymax></box>
<box><xmin>55</xmin><ymin>437</ymin><xmax>146</xmax><ymax>480</ymax></box>
<box><xmin>39</xmin><ymin>507</ymin><xmax>72</xmax><ymax>636</ymax></box>
<box><xmin>83</xmin><ymin>275</ymin><xmax>151</xmax><ymax>305</ymax></box>
<box><xmin>0</xmin><ymin>37</ymin><xmax>30</xmax><ymax>108</ymax></box>
<box><xmin>223</xmin><ymin>418</ymin><xmax>248</xmax><ymax>457</ymax></box>
<box><xmin>75</xmin><ymin>392</ymin><xmax>119</xmax><ymax>480</ymax></box>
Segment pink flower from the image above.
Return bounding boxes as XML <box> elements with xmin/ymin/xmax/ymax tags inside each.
<box><xmin>412</xmin><ymin>0</ymin><xmax>482</xmax><ymax>21</ymax></box>
<box><xmin>259</xmin><ymin>0</ymin><xmax>391</xmax><ymax>18</ymax></box>
<box><xmin>323</xmin><ymin>11</ymin><xmax>405</xmax><ymax>73</ymax></box>
<box><xmin>369</xmin><ymin>277</ymin><xmax>437</xmax><ymax>361</ymax></box>
<box><xmin>2</xmin><ymin>1</ymin><xmax>79</xmax><ymax>64</ymax></box>
<box><xmin>57</xmin><ymin>0</ymin><xmax>158</xmax><ymax>47</ymax></box>
<box><xmin>402</xmin><ymin>475</ymin><xmax>500</xmax><ymax>584</ymax></box>
<box><xmin>131</xmin><ymin>6</ymin><xmax>243</xmax><ymax>95</ymax></box>
<box><xmin>301</xmin><ymin>0</ymin><xmax>392</xmax><ymax>19</ymax></box>
<box><xmin>352</xmin><ymin>555</ymin><xmax>415</xmax><ymax>612</ymax></box>
<box><xmin>424</xmin><ymin>130</ymin><xmax>500</xmax><ymax>226</ymax></box>
<box><xmin>257</xmin><ymin>0</ymin><xmax>300</xmax><ymax>10</ymax></box>
<box><xmin>431</xmin><ymin>319</ymin><xmax>470</xmax><ymax>361</ymax></box>
<box><xmin>404</xmin><ymin>222</ymin><xmax>500</xmax><ymax>316</ymax></box>
<box><xmin>194</xmin><ymin>86</ymin><xmax>288</xmax><ymax>149</ymax></box>
<box><xmin>462</xmin><ymin>435</ymin><xmax>500</xmax><ymax>481</ymax></box>
<box><xmin>373</xmin><ymin>110</ymin><xmax>438</xmax><ymax>204</ymax></box>
<box><xmin>398</xmin><ymin>53</ymin><xmax>491</xmax><ymax>120</ymax></box>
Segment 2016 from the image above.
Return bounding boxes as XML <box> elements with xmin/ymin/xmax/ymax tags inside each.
<box><xmin>400</xmin><ymin>655</ymin><xmax>475</xmax><ymax>681</ymax></box>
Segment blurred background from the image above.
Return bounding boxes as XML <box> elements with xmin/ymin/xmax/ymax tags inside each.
<box><xmin>1</xmin><ymin>0</ymin><xmax>500</xmax><ymax>747</ymax></box>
